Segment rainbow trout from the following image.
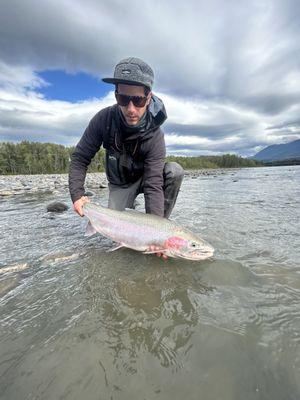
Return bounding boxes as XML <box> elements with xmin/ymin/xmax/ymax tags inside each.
<box><xmin>83</xmin><ymin>202</ymin><xmax>214</xmax><ymax>261</ymax></box>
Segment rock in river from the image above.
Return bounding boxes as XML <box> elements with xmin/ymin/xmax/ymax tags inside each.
<box><xmin>46</xmin><ymin>202</ymin><xmax>69</xmax><ymax>213</ymax></box>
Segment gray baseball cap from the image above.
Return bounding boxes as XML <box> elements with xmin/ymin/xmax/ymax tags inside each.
<box><xmin>102</xmin><ymin>57</ymin><xmax>154</xmax><ymax>90</ymax></box>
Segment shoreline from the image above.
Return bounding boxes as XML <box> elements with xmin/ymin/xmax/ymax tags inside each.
<box><xmin>0</xmin><ymin>168</ymin><xmax>246</xmax><ymax>197</ymax></box>
<box><xmin>0</xmin><ymin>172</ymin><xmax>108</xmax><ymax>197</ymax></box>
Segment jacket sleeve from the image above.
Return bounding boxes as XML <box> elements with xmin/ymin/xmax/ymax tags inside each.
<box><xmin>143</xmin><ymin>129</ymin><xmax>166</xmax><ymax>217</ymax></box>
<box><xmin>69</xmin><ymin>111</ymin><xmax>104</xmax><ymax>203</ymax></box>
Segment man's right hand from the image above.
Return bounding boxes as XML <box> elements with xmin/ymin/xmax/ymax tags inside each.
<box><xmin>73</xmin><ymin>196</ymin><xmax>90</xmax><ymax>217</ymax></box>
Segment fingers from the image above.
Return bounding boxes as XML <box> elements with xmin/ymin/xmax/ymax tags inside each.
<box><xmin>149</xmin><ymin>245</ymin><xmax>168</xmax><ymax>260</ymax></box>
<box><xmin>73</xmin><ymin>202</ymin><xmax>83</xmax><ymax>217</ymax></box>
<box><xmin>155</xmin><ymin>253</ymin><xmax>168</xmax><ymax>260</ymax></box>
<box><xmin>73</xmin><ymin>196</ymin><xmax>90</xmax><ymax>217</ymax></box>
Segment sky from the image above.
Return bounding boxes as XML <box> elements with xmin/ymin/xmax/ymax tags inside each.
<box><xmin>0</xmin><ymin>0</ymin><xmax>300</xmax><ymax>156</ymax></box>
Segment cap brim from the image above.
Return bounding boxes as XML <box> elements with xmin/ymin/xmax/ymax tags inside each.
<box><xmin>102</xmin><ymin>78</ymin><xmax>148</xmax><ymax>87</ymax></box>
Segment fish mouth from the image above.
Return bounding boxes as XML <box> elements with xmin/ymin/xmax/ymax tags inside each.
<box><xmin>176</xmin><ymin>247</ymin><xmax>214</xmax><ymax>261</ymax></box>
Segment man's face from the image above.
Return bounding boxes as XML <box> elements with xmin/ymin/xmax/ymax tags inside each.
<box><xmin>116</xmin><ymin>84</ymin><xmax>151</xmax><ymax>126</ymax></box>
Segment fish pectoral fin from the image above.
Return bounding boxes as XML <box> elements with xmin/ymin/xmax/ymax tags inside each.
<box><xmin>106</xmin><ymin>243</ymin><xmax>124</xmax><ymax>252</ymax></box>
<box><xmin>84</xmin><ymin>221</ymin><xmax>97</xmax><ymax>237</ymax></box>
<box><xmin>143</xmin><ymin>248</ymin><xmax>166</xmax><ymax>255</ymax></box>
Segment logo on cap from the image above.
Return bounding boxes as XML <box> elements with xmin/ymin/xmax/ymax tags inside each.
<box><xmin>122</xmin><ymin>69</ymin><xmax>131</xmax><ymax>75</ymax></box>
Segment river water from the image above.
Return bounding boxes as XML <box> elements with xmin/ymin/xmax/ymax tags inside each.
<box><xmin>0</xmin><ymin>166</ymin><xmax>299</xmax><ymax>400</ymax></box>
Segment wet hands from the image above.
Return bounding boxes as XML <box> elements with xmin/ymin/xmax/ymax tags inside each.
<box><xmin>148</xmin><ymin>245</ymin><xmax>168</xmax><ymax>260</ymax></box>
<box><xmin>73</xmin><ymin>196</ymin><xmax>90</xmax><ymax>217</ymax></box>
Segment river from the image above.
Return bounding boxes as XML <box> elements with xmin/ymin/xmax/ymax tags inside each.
<box><xmin>0</xmin><ymin>166</ymin><xmax>299</xmax><ymax>400</ymax></box>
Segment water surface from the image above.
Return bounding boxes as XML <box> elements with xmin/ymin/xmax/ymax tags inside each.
<box><xmin>0</xmin><ymin>166</ymin><xmax>299</xmax><ymax>400</ymax></box>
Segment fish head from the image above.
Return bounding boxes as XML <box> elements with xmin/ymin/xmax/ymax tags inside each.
<box><xmin>163</xmin><ymin>229</ymin><xmax>214</xmax><ymax>261</ymax></box>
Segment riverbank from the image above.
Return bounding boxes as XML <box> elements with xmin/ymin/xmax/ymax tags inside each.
<box><xmin>0</xmin><ymin>169</ymin><xmax>238</xmax><ymax>197</ymax></box>
<box><xmin>0</xmin><ymin>172</ymin><xmax>108</xmax><ymax>197</ymax></box>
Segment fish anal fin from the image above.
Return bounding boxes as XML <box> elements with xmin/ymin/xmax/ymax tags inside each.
<box><xmin>106</xmin><ymin>244</ymin><xmax>124</xmax><ymax>252</ymax></box>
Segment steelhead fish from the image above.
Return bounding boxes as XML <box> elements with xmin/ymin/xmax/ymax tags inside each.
<box><xmin>83</xmin><ymin>202</ymin><xmax>214</xmax><ymax>261</ymax></box>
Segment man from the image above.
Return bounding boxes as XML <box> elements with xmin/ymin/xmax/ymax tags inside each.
<box><xmin>69</xmin><ymin>57</ymin><xmax>184</xmax><ymax>221</ymax></box>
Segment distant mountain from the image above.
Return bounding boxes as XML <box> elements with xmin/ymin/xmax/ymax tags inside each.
<box><xmin>253</xmin><ymin>139</ymin><xmax>300</xmax><ymax>162</ymax></box>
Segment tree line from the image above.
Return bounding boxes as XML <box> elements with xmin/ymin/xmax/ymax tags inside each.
<box><xmin>262</xmin><ymin>158</ymin><xmax>300</xmax><ymax>166</ymax></box>
<box><xmin>166</xmin><ymin>154</ymin><xmax>261</xmax><ymax>169</ymax></box>
<box><xmin>0</xmin><ymin>141</ymin><xmax>262</xmax><ymax>175</ymax></box>
<box><xmin>0</xmin><ymin>141</ymin><xmax>105</xmax><ymax>175</ymax></box>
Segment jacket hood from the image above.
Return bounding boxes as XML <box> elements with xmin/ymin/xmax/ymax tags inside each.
<box><xmin>148</xmin><ymin>94</ymin><xmax>167</xmax><ymax>129</ymax></box>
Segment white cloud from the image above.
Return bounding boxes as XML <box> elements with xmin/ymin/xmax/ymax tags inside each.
<box><xmin>1</xmin><ymin>76</ymin><xmax>299</xmax><ymax>156</ymax></box>
<box><xmin>0</xmin><ymin>61</ymin><xmax>47</xmax><ymax>91</ymax></box>
<box><xmin>0</xmin><ymin>80</ymin><xmax>116</xmax><ymax>145</ymax></box>
<box><xmin>0</xmin><ymin>0</ymin><xmax>299</xmax><ymax>154</ymax></box>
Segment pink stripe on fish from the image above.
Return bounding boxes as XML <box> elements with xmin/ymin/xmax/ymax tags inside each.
<box><xmin>164</xmin><ymin>236</ymin><xmax>187</xmax><ymax>249</ymax></box>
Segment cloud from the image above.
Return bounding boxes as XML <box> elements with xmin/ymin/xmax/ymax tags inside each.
<box><xmin>0</xmin><ymin>0</ymin><xmax>299</xmax><ymax>155</ymax></box>
<box><xmin>0</xmin><ymin>61</ymin><xmax>47</xmax><ymax>91</ymax></box>
<box><xmin>165</xmin><ymin>123</ymin><xmax>243</xmax><ymax>139</ymax></box>
<box><xmin>0</xmin><ymin>84</ymin><xmax>115</xmax><ymax>145</ymax></box>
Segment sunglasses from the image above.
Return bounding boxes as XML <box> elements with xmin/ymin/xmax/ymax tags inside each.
<box><xmin>115</xmin><ymin>91</ymin><xmax>148</xmax><ymax>108</ymax></box>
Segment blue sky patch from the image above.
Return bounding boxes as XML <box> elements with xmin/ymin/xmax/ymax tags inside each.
<box><xmin>38</xmin><ymin>70</ymin><xmax>112</xmax><ymax>102</ymax></box>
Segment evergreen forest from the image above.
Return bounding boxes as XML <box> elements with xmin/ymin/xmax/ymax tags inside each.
<box><xmin>0</xmin><ymin>141</ymin><xmax>262</xmax><ymax>175</ymax></box>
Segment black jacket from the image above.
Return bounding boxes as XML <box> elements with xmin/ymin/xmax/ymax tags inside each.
<box><xmin>69</xmin><ymin>95</ymin><xmax>167</xmax><ymax>216</ymax></box>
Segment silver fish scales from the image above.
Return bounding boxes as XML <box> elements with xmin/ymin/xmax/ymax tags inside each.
<box><xmin>83</xmin><ymin>202</ymin><xmax>214</xmax><ymax>261</ymax></box>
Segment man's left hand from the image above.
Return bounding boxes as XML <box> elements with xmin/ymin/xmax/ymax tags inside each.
<box><xmin>149</xmin><ymin>245</ymin><xmax>168</xmax><ymax>260</ymax></box>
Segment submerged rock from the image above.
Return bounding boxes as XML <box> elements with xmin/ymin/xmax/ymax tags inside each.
<box><xmin>0</xmin><ymin>276</ymin><xmax>20</xmax><ymax>297</ymax></box>
<box><xmin>0</xmin><ymin>262</ymin><xmax>29</xmax><ymax>274</ymax></box>
<box><xmin>0</xmin><ymin>191</ymin><xmax>13</xmax><ymax>196</ymax></box>
<box><xmin>46</xmin><ymin>202</ymin><xmax>69</xmax><ymax>213</ymax></box>
<box><xmin>84</xmin><ymin>191</ymin><xmax>95</xmax><ymax>197</ymax></box>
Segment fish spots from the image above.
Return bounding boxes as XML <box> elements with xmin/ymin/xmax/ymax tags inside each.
<box><xmin>164</xmin><ymin>236</ymin><xmax>187</xmax><ymax>250</ymax></box>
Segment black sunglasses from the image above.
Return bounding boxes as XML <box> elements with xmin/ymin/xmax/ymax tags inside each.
<box><xmin>115</xmin><ymin>91</ymin><xmax>148</xmax><ymax>108</ymax></box>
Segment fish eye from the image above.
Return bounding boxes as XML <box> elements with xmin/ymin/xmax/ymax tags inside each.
<box><xmin>191</xmin><ymin>242</ymin><xmax>197</xmax><ymax>247</ymax></box>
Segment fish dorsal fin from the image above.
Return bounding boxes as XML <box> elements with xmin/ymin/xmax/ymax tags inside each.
<box><xmin>85</xmin><ymin>221</ymin><xmax>97</xmax><ymax>237</ymax></box>
<box><xmin>125</xmin><ymin>208</ymin><xmax>168</xmax><ymax>219</ymax></box>
<box><xmin>124</xmin><ymin>208</ymin><xmax>143</xmax><ymax>215</ymax></box>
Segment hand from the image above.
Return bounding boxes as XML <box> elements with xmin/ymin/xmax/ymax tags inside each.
<box><xmin>73</xmin><ymin>196</ymin><xmax>90</xmax><ymax>217</ymax></box>
<box><xmin>149</xmin><ymin>245</ymin><xmax>168</xmax><ymax>260</ymax></box>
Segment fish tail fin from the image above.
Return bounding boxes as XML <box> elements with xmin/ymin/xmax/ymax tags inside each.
<box><xmin>85</xmin><ymin>221</ymin><xmax>97</xmax><ymax>237</ymax></box>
